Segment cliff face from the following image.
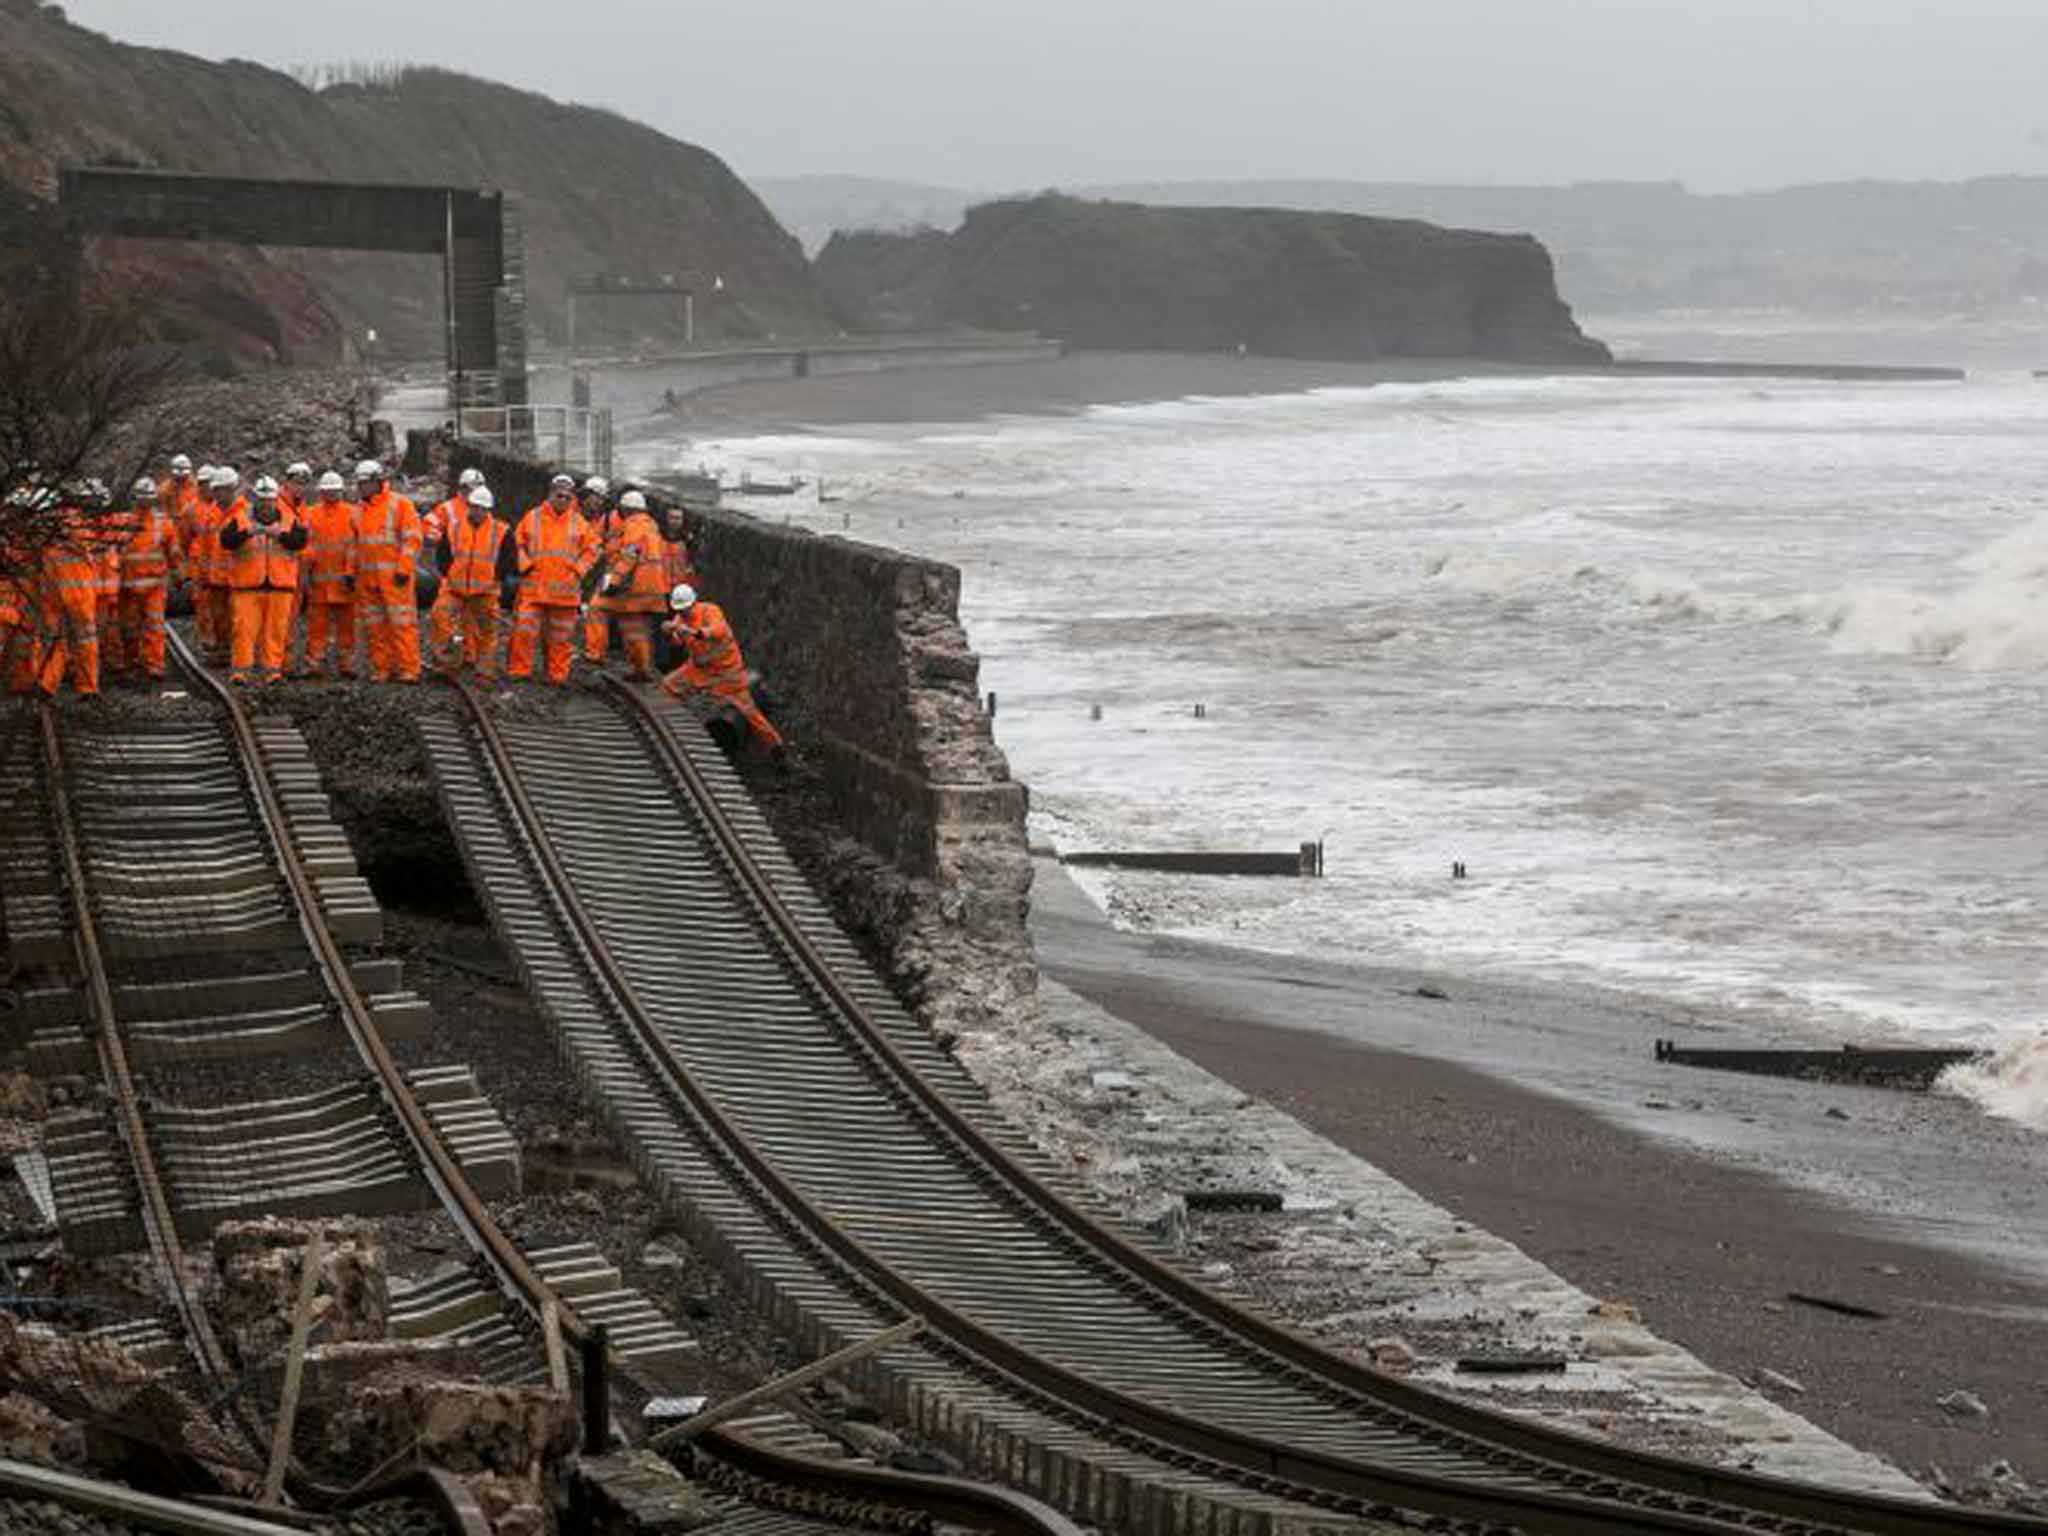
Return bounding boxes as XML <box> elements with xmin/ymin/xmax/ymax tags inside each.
<box><xmin>0</xmin><ymin>0</ymin><xmax>828</xmax><ymax>362</ymax></box>
<box><xmin>817</xmin><ymin>194</ymin><xmax>1608</xmax><ymax>365</ymax></box>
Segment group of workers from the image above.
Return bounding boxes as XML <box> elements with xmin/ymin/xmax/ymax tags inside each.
<box><xmin>2</xmin><ymin>457</ymin><xmax>785</xmax><ymax>750</ymax></box>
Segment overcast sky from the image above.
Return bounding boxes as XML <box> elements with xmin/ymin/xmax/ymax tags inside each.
<box><xmin>58</xmin><ymin>0</ymin><xmax>2048</xmax><ymax>193</ymax></box>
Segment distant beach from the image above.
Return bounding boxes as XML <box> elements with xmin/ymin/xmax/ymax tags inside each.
<box><xmin>649</xmin><ymin>350</ymin><xmax>1522</xmax><ymax>433</ymax></box>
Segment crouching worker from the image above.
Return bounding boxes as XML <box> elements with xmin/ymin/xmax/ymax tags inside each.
<box><xmin>660</xmin><ymin>583</ymin><xmax>784</xmax><ymax>751</ymax></box>
<box><xmin>218</xmin><ymin>476</ymin><xmax>309</xmax><ymax>686</ymax></box>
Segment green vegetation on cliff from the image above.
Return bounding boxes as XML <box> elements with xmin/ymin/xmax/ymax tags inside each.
<box><xmin>816</xmin><ymin>195</ymin><xmax>1607</xmax><ymax>365</ymax></box>
<box><xmin>0</xmin><ymin>0</ymin><xmax>829</xmax><ymax>362</ymax></box>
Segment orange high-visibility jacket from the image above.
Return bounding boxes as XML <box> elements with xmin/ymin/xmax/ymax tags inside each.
<box><xmin>660</xmin><ymin>530</ymin><xmax>698</xmax><ymax>592</ymax></box>
<box><xmin>207</xmin><ymin>499</ymin><xmax>243</xmax><ymax>585</ymax></box>
<box><xmin>302</xmin><ymin>500</ymin><xmax>359</xmax><ymax>601</ymax></box>
<box><xmin>441</xmin><ymin>511</ymin><xmax>508</xmax><ymax>598</ymax></box>
<box><xmin>42</xmin><ymin>505</ymin><xmax>107</xmax><ymax>601</ymax></box>
<box><xmin>116</xmin><ymin>505</ymin><xmax>186</xmax><ymax>591</ymax></box>
<box><xmin>603</xmin><ymin>512</ymin><xmax>669</xmax><ymax>613</ymax></box>
<box><xmin>514</xmin><ymin>504</ymin><xmax>597</xmax><ymax>608</ymax></box>
<box><xmin>354</xmin><ymin>490</ymin><xmax>422</xmax><ymax>602</ymax></box>
<box><xmin>91</xmin><ymin>515</ymin><xmax>121</xmax><ymax>600</ymax></box>
<box><xmin>670</xmin><ymin>601</ymin><xmax>747</xmax><ymax>683</ymax></box>
<box><xmin>162</xmin><ymin>476</ymin><xmax>202</xmax><ymax>528</ymax></box>
<box><xmin>221</xmin><ymin>506</ymin><xmax>308</xmax><ymax>590</ymax></box>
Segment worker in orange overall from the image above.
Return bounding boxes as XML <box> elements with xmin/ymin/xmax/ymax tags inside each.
<box><xmin>593</xmin><ymin>491</ymin><xmax>670</xmax><ymax>680</ymax></box>
<box><xmin>507</xmin><ymin>473</ymin><xmax>597</xmax><ymax>685</ymax></box>
<box><xmin>219</xmin><ymin>476</ymin><xmax>309</xmax><ymax>687</ymax></box>
<box><xmin>299</xmin><ymin>472</ymin><xmax>359</xmax><ymax>678</ymax></box>
<box><xmin>351</xmin><ymin>461</ymin><xmax>423</xmax><ymax>683</ymax></box>
<box><xmin>660</xmin><ymin>583</ymin><xmax>784</xmax><ymax>750</ymax></box>
<box><xmin>87</xmin><ymin>481</ymin><xmax>121</xmax><ymax>675</ymax></box>
<box><xmin>0</xmin><ymin>488</ymin><xmax>50</xmax><ymax>694</ymax></box>
<box><xmin>192</xmin><ymin>467</ymin><xmax>242</xmax><ymax>666</ymax></box>
<box><xmin>110</xmin><ymin>475</ymin><xmax>185</xmax><ymax>683</ymax></box>
<box><xmin>431</xmin><ymin>486</ymin><xmax>513</xmax><ymax>676</ymax></box>
<box><xmin>579</xmin><ymin>475</ymin><xmax>622</xmax><ymax>664</ymax></box>
<box><xmin>652</xmin><ymin>502</ymin><xmax>701</xmax><ymax>672</ymax></box>
<box><xmin>35</xmin><ymin>484</ymin><xmax>112</xmax><ymax>698</ymax></box>
<box><xmin>423</xmin><ymin>468</ymin><xmax>485</xmax><ymax>663</ymax></box>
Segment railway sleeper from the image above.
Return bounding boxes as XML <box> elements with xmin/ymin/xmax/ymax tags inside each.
<box><xmin>44</xmin><ymin>1067</ymin><xmax>520</xmax><ymax>1255</ymax></box>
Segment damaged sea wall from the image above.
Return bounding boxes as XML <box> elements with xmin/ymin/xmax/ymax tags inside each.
<box><xmin>444</xmin><ymin>442</ymin><xmax>1038</xmax><ymax>1030</ymax></box>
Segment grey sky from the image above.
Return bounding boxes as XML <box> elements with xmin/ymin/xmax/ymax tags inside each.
<box><xmin>59</xmin><ymin>0</ymin><xmax>2048</xmax><ymax>193</ymax></box>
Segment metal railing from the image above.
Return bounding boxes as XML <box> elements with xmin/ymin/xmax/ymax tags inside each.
<box><xmin>456</xmin><ymin>403</ymin><xmax>613</xmax><ymax>479</ymax></box>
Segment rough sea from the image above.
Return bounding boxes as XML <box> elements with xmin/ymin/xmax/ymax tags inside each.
<box><xmin>624</xmin><ymin>338</ymin><xmax>2048</xmax><ymax>1128</ymax></box>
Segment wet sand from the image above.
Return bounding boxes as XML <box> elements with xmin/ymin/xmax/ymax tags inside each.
<box><xmin>1032</xmin><ymin>861</ymin><xmax>2048</xmax><ymax>1485</ymax></box>
<box><xmin>658</xmin><ymin>351</ymin><xmax>1516</xmax><ymax>432</ymax></box>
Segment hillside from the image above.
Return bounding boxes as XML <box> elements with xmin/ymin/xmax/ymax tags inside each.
<box><xmin>0</xmin><ymin>0</ymin><xmax>830</xmax><ymax>362</ymax></box>
<box><xmin>816</xmin><ymin>195</ymin><xmax>1607</xmax><ymax>365</ymax></box>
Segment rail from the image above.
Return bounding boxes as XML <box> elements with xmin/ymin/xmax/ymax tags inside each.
<box><xmin>438</xmin><ymin>671</ymin><xmax>2043</xmax><ymax>1536</ymax></box>
<box><xmin>145</xmin><ymin>633</ymin><xmax>1080</xmax><ymax>1536</ymax></box>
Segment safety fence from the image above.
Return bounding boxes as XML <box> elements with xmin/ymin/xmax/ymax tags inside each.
<box><xmin>456</xmin><ymin>404</ymin><xmax>613</xmax><ymax>480</ymax></box>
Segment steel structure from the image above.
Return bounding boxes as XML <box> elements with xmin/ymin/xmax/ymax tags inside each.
<box><xmin>59</xmin><ymin>166</ymin><xmax>529</xmax><ymax>407</ymax></box>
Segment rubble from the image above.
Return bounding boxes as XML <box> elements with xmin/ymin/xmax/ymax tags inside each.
<box><xmin>212</xmin><ymin>1217</ymin><xmax>391</xmax><ymax>1362</ymax></box>
<box><xmin>323</xmin><ymin>1375</ymin><xmax>574</xmax><ymax>1515</ymax></box>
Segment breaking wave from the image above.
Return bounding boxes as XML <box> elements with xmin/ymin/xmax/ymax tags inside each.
<box><xmin>1942</xmin><ymin>1034</ymin><xmax>2048</xmax><ymax>1129</ymax></box>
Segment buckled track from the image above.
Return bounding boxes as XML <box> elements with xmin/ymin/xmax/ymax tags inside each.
<box><xmin>423</xmin><ymin>675</ymin><xmax>2045</xmax><ymax>1536</ymax></box>
<box><xmin>128</xmin><ymin>632</ymin><xmax>1074</xmax><ymax>1536</ymax></box>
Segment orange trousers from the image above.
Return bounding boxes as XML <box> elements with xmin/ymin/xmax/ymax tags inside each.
<box><xmin>0</xmin><ymin>620</ymin><xmax>38</xmax><ymax>694</ymax></box>
<box><xmin>116</xmin><ymin>588</ymin><xmax>170</xmax><ymax>679</ymax></box>
<box><xmin>662</xmin><ymin>663</ymin><xmax>783</xmax><ymax>748</ymax></box>
<box><xmin>437</xmin><ymin>592</ymin><xmax>500</xmax><ymax>675</ymax></box>
<box><xmin>583</xmin><ymin>599</ymin><xmax>615</xmax><ymax>662</ymax></box>
<box><xmin>361</xmin><ymin>595</ymin><xmax>420</xmax><ymax>682</ymax></box>
<box><xmin>506</xmin><ymin>599</ymin><xmax>577</xmax><ymax>684</ymax></box>
<box><xmin>230</xmin><ymin>589</ymin><xmax>294</xmax><ymax>684</ymax></box>
<box><xmin>37</xmin><ymin>588</ymin><xmax>99</xmax><ymax>697</ymax></box>
<box><xmin>200</xmin><ymin>585</ymin><xmax>232</xmax><ymax>661</ymax></box>
<box><xmin>615</xmin><ymin>614</ymin><xmax>655</xmax><ymax>678</ymax></box>
<box><xmin>304</xmin><ymin>600</ymin><xmax>356</xmax><ymax>676</ymax></box>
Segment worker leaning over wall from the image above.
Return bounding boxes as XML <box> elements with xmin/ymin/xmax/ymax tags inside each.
<box><xmin>352</xmin><ymin>460</ymin><xmax>422</xmax><ymax>684</ymax></box>
<box><xmin>218</xmin><ymin>475</ymin><xmax>309</xmax><ymax>687</ymax></box>
<box><xmin>507</xmin><ymin>472</ymin><xmax>597</xmax><ymax>686</ymax></box>
<box><xmin>660</xmin><ymin>582</ymin><xmax>784</xmax><ymax>752</ymax></box>
<box><xmin>595</xmin><ymin>489</ymin><xmax>667</xmax><ymax>681</ymax></box>
<box><xmin>111</xmin><ymin>474</ymin><xmax>184</xmax><ymax>683</ymax></box>
<box><xmin>433</xmin><ymin>485</ymin><xmax>514</xmax><ymax>678</ymax></box>
<box><xmin>299</xmin><ymin>472</ymin><xmax>359</xmax><ymax>679</ymax></box>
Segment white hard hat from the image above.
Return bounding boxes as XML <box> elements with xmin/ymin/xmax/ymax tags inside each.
<box><xmin>317</xmin><ymin>471</ymin><xmax>346</xmax><ymax>492</ymax></box>
<box><xmin>469</xmin><ymin>486</ymin><xmax>495</xmax><ymax>510</ymax></box>
<box><xmin>212</xmin><ymin>467</ymin><xmax>240</xmax><ymax>489</ymax></box>
<box><xmin>169</xmin><ymin>454</ymin><xmax>193</xmax><ymax>474</ymax></box>
<box><xmin>197</xmin><ymin>463</ymin><xmax>217</xmax><ymax>481</ymax></box>
<box><xmin>284</xmin><ymin>462</ymin><xmax>311</xmax><ymax>479</ymax></box>
<box><xmin>669</xmin><ymin>583</ymin><xmax>696</xmax><ymax>612</ymax></box>
<box><xmin>131</xmin><ymin>475</ymin><xmax>157</xmax><ymax>497</ymax></box>
<box><xmin>619</xmin><ymin>489</ymin><xmax>647</xmax><ymax>511</ymax></box>
<box><xmin>549</xmin><ymin>472</ymin><xmax>576</xmax><ymax>490</ymax></box>
<box><xmin>583</xmin><ymin>476</ymin><xmax>610</xmax><ymax>496</ymax></box>
<box><xmin>252</xmin><ymin>475</ymin><xmax>280</xmax><ymax>498</ymax></box>
<box><xmin>353</xmin><ymin>459</ymin><xmax>384</xmax><ymax>481</ymax></box>
<box><xmin>457</xmin><ymin>467</ymin><xmax>486</xmax><ymax>489</ymax></box>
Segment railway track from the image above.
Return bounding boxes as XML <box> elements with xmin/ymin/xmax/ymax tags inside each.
<box><xmin>13</xmin><ymin>633</ymin><xmax>1078</xmax><ymax>1536</ymax></box>
<box><xmin>425</xmin><ymin>672</ymin><xmax>2047</xmax><ymax>1536</ymax></box>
